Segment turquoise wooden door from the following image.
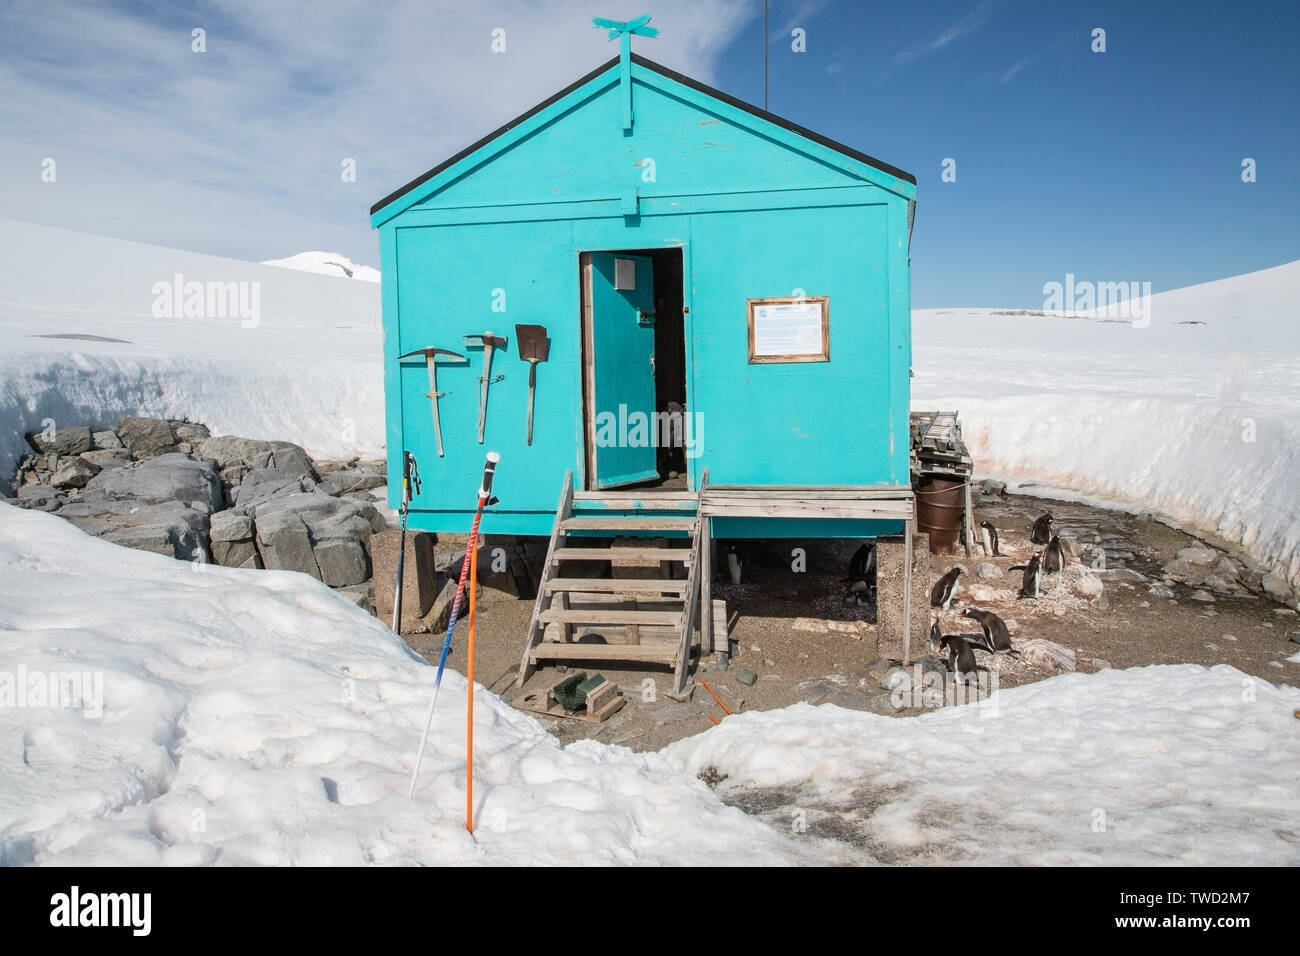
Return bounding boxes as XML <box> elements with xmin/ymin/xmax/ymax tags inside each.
<box><xmin>589</xmin><ymin>252</ymin><xmax>658</xmax><ymax>489</ymax></box>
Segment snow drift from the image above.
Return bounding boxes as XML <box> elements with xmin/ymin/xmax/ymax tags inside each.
<box><xmin>914</xmin><ymin>259</ymin><xmax>1300</xmax><ymax>593</ymax></box>
<box><xmin>261</xmin><ymin>251</ymin><xmax>380</xmax><ymax>283</ymax></box>
<box><xmin>2</xmin><ymin>503</ymin><xmax>1296</xmax><ymax>865</ymax></box>
<box><xmin>0</xmin><ymin>220</ymin><xmax>384</xmax><ymax>480</ymax></box>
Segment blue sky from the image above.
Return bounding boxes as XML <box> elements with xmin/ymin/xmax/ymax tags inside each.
<box><xmin>2</xmin><ymin>0</ymin><xmax>1296</xmax><ymax>307</ymax></box>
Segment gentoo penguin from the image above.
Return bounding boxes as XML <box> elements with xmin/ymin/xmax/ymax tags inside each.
<box><xmin>930</xmin><ymin>566</ymin><xmax>963</xmax><ymax>609</ymax></box>
<box><xmin>929</xmin><ymin>613</ymin><xmax>944</xmax><ymax>651</ymax></box>
<box><xmin>979</xmin><ymin>520</ymin><xmax>1002</xmax><ymax>557</ymax></box>
<box><xmin>961</xmin><ymin>607</ymin><xmax>1016</xmax><ymax>654</ymax></box>
<box><xmin>847</xmin><ymin>542</ymin><xmax>876</xmax><ymax>582</ymax></box>
<box><xmin>938</xmin><ymin>634</ymin><xmax>981</xmax><ymax>684</ymax></box>
<box><xmin>1031</xmin><ymin>512</ymin><xmax>1054</xmax><ymax>545</ymax></box>
<box><xmin>1017</xmin><ymin>552</ymin><xmax>1043</xmax><ymax>599</ymax></box>
<box><xmin>1043</xmin><ymin>534</ymin><xmax>1065</xmax><ymax>574</ymax></box>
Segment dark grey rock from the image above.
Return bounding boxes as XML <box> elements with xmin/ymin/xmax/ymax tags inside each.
<box><xmin>115</xmin><ymin>417</ymin><xmax>179</xmax><ymax>458</ymax></box>
<box><xmin>313</xmin><ymin>538</ymin><xmax>369</xmax><ymax>587</ymax></box>
<box><xmin>320</xmin><ymin>468</ymin><xmax>386</xmax><ymax>497</ymax></box>
<box><xmin>91</xmin><ymin>454</ymin><xmax>223</xmax><ymax>512</ymax></box>
<box><xmin>869</xmin><ymin>693</ymin><xmax>903</xmax><ymax>716</ymax></box>
<box><xmin>803</xmin><ymin>682</ymin><xmax>833</xmax><ymax>705</ymax></box>
<box><xmin>209</xmin><ymin>511</ymin><xmax>261</xmax><ymax>569</ymax></box>
<box><xmin>49</xmin><ymin>457</ymin><xmax>100</xmax><ymax>489</ymax></box>
<box><xmin>1098</xmin><ymin>567</ymin><xmax>1147</xmax><ymax>583</ymax></box>
<box><xmin>254</xmin><ymin>507</ymin><xmax>318</xmax><ymax>577</ymax></box>
<box><xmin>829</xmin><ymin>691</ymin><xmax>869</xmax><ymax>711</ymax></box>
<box><xmin>975</xmin><ymin>562</ymin><xmax>1003</xmax><ymax>580</ymax></box>
<box><xmin>195</xmin><ymin>435</ymin><xmax>319</xmax><ymax>483</ymax></box>
<box><xmin>979</xmin><ymin>479</ymin><xmax>1006</xmax><ymax>496</ymax></box>
<box><xmin>1261</xmin><ymin>573</ymin><xmax>1294</xmax><ymax>605</ymax></box>
<box><xmin>1148</xmin><ymin>584</ymin><xmax>1176</xmax><ymax>599</ymax></box>
<box><xmin>95</xmin><ymin>501</ymin><xmax>210</xmax><ymax>561</ymax></box>
<box><xmin>1188</xmin><ymin>589</ymin><xmax>1216</xmax><ymax>603</ymax></box>
<box><xmin>80</xmin><ymin>449</ymin><xmax>131</xmax><ymax>469</ymax></box>
<box><xmin>92</xmin><ymin>429</ymin><xmax>123</xmax><ymax>450</ymax></box>
<box><xmin>171</xmin><ymin>422</ymin><xmax>210</xmax><ymax>443</ymax></box>
<box><xmin>734</xmin><ymin>667</ymin><xmax>758</xmax><ymax>687</ymax></box>
<box><xmin>26</xmin><ymin>426</ymin><xmax>92</xmax><ymax>456</ymax></box>
<box><xmin>233</xmin><ymin>468</ymin><xmax>318</xmax><ymax>507</ymax></box>
<box><xmin>1288</xmin><ymin>633</ymin><xmax>1300</xmax><ymax>646</ymax></box>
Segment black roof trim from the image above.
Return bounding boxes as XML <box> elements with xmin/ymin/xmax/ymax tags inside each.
<box><xmin>371</xmin><ymin>53</ymin><xmax>915</xmax><ymax>218</ymax></box>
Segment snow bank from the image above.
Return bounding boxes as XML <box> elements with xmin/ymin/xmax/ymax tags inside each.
<box><xmin>3</xmin><ymin>503</ymin><xmax>1296</xmax><ymax>866</ymax></box>
<box><xmin>665</xmin><ymin>666</ymin><xmax>1300</xmax><ymax>865</ymax></box>
<box><xmin>0</xmin><ymin>503</ymin><xmax>806</xmax><ymax>866</ymax></box>
<box><xmin>0</xmin><ymin>220</ymin><xmax>385</xmax><ymax>478</ymax></box>
<box><xmin>914</xmin><ymin>259</ymin><xmax>1300</xmax><ymax>592</ymax></box>
<box><xmin>261</xmin><ymin>251</ymin><xmax>380</xmax><ymax>283</ymax></box>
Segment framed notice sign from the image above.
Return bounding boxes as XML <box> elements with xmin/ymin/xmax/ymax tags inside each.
<box><xmin>746</xmin><ymin>296</ymin><xmax>830</xmax><ymax>363</ymax></box>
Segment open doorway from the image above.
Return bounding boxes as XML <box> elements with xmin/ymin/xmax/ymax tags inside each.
<box><xmin>579</xmin><ymin>247</ymin><xmax>686</xmax><ymax>492</ymax></box>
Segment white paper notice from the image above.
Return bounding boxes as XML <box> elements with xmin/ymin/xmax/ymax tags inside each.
<box><xmin>752</xmin><ymin>300</ymin><xmax>824</xmax><ymax>356</ymax></box>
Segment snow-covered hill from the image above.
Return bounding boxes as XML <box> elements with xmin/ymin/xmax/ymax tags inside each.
<box><xmin>0</xmin><ymin>220</ymin><xmax>384</xmax><ymax>478</ymax></box>
<box><xmin>914</xmin><ymin>259</ymin><xmax>1300</xmax><ymax>592</ymax></box>
<box><xmin>261</xmin><ymin>251</ymin><xmax>380</xmax><ymax>283</ymax></box>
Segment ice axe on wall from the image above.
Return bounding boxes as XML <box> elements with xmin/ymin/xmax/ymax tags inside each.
<box><xmin>514</xmin><ymin>324</ymin><xmax>549</xmax><ymax>445</ymax></box>
<box><xmin>463</xmin><ymin>331</ymin><xmax>507</xmax><ymax>444</ymax></box>
<box><xmin>398</xmin><ymin>346</ymin><xmax>465</xmax><ymax>457</ymax></box>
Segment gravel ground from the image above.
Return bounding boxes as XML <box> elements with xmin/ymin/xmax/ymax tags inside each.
<box><xmin>401</xmin><ymin>491</ymin><xmax>1300</xmax><ymax>753</ymax></box>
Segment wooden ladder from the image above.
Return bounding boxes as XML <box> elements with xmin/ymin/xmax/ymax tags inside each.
<box><xmin>516</xmin><ymin>470</ymin><xmax>708</xmax><ymax>695</ymax></box>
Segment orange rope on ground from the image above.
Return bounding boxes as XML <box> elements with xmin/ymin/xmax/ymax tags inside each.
<box><xmin>466</xmin><ymin>542</ymin><xmax>477</xmax><ymax>833</ymax></box>
<box><xmin>706</xmin><ymin>713</ymin><xmax>720</xmax><ymax>726</ymax></box>
<box><xmin>700</xmin><ymin>679</ymin><xmax>733</xmax><ymax>716</ymax></box>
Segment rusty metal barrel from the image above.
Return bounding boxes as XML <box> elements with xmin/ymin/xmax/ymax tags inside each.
<box><xmin>915</xmin><ymin>475</ymin><xmax>965</xmax><ymax>554</ymax></box>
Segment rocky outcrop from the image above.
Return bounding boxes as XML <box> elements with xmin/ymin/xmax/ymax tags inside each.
<box><xmin>116</xmin><ymin>416</ymin><xmax>180</xmax><ymax>458</ymax></box>
<box><xmin>91</xmin><ymin>454</ymin><xmax>223</xmax><ymax>512</ymax></box>
<box><xmin>26</xmin><ymin>426</ymin><xmax>93</xmax><ymax>456</ymax></box>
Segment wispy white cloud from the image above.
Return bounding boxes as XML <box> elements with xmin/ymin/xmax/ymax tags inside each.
<box><xmin>0</xmin><ymin>0</ymin><xmax>756</xmax><ymax>265</ymax></box>
<box><xmin>890</xmin><ymin>0</ymin><xmax>1007</xmax><ymax>67</ymax></box>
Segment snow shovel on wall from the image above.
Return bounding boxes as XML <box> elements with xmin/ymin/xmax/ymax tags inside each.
<box><xmin>515</xmin><ymin>324</ymin><xmax>549</xmax><ymax>445</ymax></box>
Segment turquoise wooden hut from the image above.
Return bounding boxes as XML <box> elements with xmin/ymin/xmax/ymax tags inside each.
<box><xmin>371</xmin><ymin>50</ymin><xmax>920</xmax><ymax>689</ymax></box>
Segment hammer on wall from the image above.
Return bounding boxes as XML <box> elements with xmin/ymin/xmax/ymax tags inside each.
<box><xmin>463</xmin><ymin>331</ymin><xmax>507</xmax><ymax>444</ymax></box>
<box><xmin>398</xmin><ymin>346</ymin><xmax>464</xmax><ymax>457</ymax></box>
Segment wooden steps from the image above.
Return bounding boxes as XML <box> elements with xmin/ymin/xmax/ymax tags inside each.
<box><xmin>517</xmin><ymin>470</ymin><xmax>709</xmax><ymax>694</ymax></box>
<box><xmin>543</xmin><ymin>577</ymin><xmax>690</xmax><ymax>595</ymax></box>
<box><xmin>551</xmin><ymin>546</ymin><xmax>692</xmax><ymax>563</ymax></box>
<box><xmin>529</xmin><ymin>642</ymin><xmax>679</xmax><ymax>664</ymax></box>
<box><xmin>539</xmin><ymin>607</ymin><xmax>683</xmax><ymax>626</ymax></box>
<box><xmin>559</xmin><ymin>516</ymin><xmax>696</xmax><ymax>533</ymax></box>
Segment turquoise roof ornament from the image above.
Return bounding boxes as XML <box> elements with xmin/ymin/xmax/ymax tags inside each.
<box><xmin>592</xmin><ymin>13</ymin><xmax>659</xmax><ymax>129</ymax></box>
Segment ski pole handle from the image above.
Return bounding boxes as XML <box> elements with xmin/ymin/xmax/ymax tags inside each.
<box><xmin>479</xmin><ymin>451</ymin><xmax>500</xmax><ymax>500</ymax></box>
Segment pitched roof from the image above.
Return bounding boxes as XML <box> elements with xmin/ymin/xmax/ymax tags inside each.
<box><xmin>371</xmin><ymin>53</ymin><xmax>916</xmax><ymax>220</ymax></box>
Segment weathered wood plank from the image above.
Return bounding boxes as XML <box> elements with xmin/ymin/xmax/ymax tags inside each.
<box><xmin>544</xmin><ymin>578</ymin><xmax>689</xmax><ymax>595</ymax></box>
<box><xmin>538</xmin><ymin>608</ymin><xmax>683</xmax><ymax>626</ymax></box>
<box><xmin>552</xmin><ymin>546</ymin><xmax>692</xmax><ymax>562</ymax></box>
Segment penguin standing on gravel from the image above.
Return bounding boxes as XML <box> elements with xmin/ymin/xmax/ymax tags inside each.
<box><xmin>1016</xmin><ymin>552</ymin><xmax>1043</xmax><ymax>598</ymax></box>
<box><xmin>979</xmin><ymin>520</ymin><xmax>1002</xmax><ymax>557</ymax></box>
<box><xmin>1043</xmin><ymin>534</ymin><xmax>1065</xmax><ymax>574</ymax></box>
<box><xmin>961</xmin><ymin>607</ymin><xmax>1017</xmax><ymax>654</ymax></box>
<box><xmin>1031</xmin><ymin>512</ymin><xmax>1054</xmax><ymax>545</ymax></box>
<box><xmin>930</xmin><ymin>566</ymin><xmax>963</xmax><ymax>609</ymax></box>
<box><xmin>939</xmin><ymin>634</ymin><xmax>982</xmax><ymax>684</ymax></box>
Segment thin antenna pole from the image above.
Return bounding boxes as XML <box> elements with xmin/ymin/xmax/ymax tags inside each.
<box><xmin>763</xmin><ymin>0</ymin><xmax>769</xmax><ymax>110</ymax></box>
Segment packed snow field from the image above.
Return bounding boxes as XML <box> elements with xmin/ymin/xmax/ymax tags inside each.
<box><xmin>0</xmin><ymin>220</ymin><xmax>385</xmax><ymax>483</ymax></box>
<box><xmin>3</xmin><ymin>505</ymin><xmax>1297</xmax><ymax>866</ymax></box>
